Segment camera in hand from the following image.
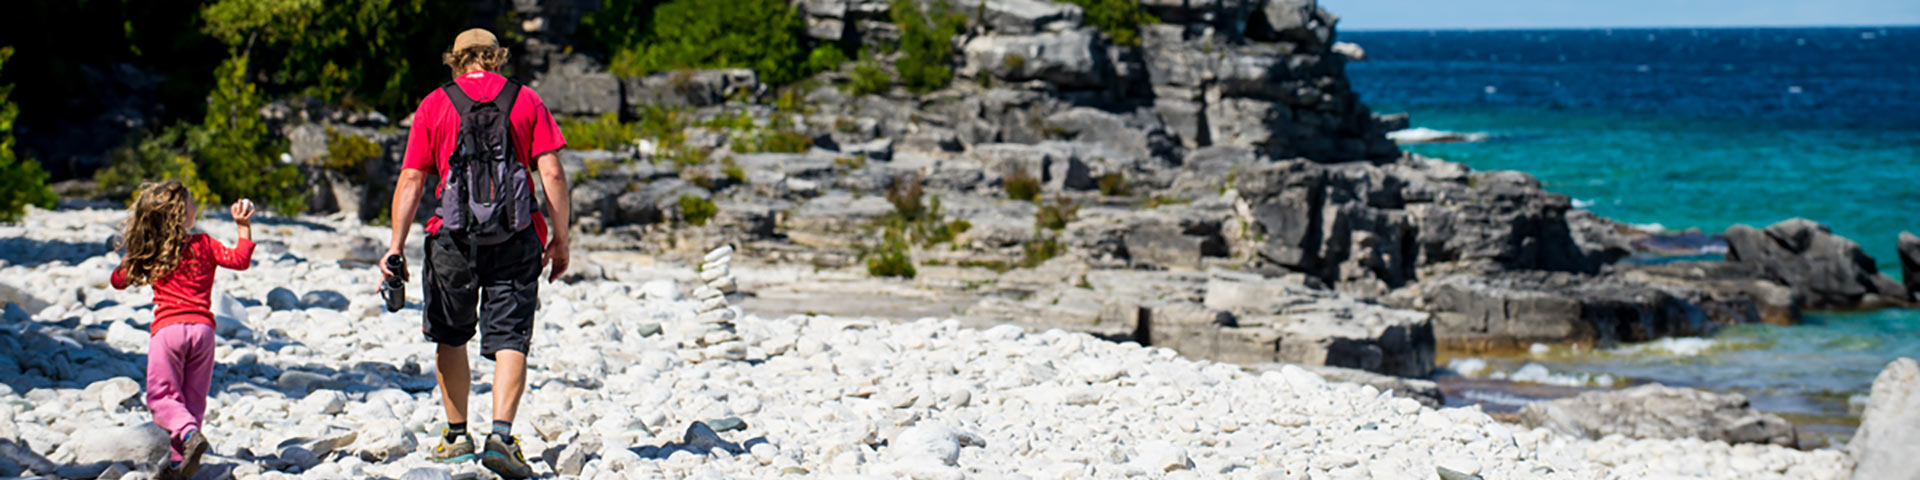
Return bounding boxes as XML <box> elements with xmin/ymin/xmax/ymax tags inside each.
<box><xmin>381</xmin><ymin>255</ymin><xmax>407</xmax><ymax>312</ymax></box>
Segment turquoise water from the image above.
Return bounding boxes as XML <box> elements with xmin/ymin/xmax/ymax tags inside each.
<box><xmin>1342</xmin><ymin>27</ymin><xmax>1920</xmax><ymax>427</ymax></box>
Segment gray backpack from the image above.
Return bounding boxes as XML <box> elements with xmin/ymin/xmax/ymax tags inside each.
<box><xmin>435</xmin><ymin>80</ymin><xmax>535</xmax><ymax>245</ymax></box>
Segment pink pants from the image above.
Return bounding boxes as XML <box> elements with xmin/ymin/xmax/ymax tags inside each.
<box><xmin>146</xmin><ymin>323</ymin><xmax>215</xmax><ymax>463</ymax></box>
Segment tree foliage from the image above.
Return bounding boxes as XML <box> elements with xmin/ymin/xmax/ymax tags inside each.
<box><xmin>198</xmin><ymin>54</ymin><xmax>305</xmax><ymax>214</ymax></box>
<box><xmin>0</xmin><ymin>47</ymin><xmax>57</xmax><ymax>222</ymax></box>
<box><xmin>891</xmin><ymin>0</ymin><xmax>968</xmax><ymax>92</ymax></box>
<box><xmin>603</xmin><ymin>0</ymin><xmax>819</xmax><ymax>85</ymax></box>
<box><xmin>200</xmin><ymin>0</ymin><xmax>468</xmax><ymax>112</ymax></box>
<box><xmin>1060</xmin><ymin>0</ymin><xmax>1159</xmax><ymax>47</ymax></box>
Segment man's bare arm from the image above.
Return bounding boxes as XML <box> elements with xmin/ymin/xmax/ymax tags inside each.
<box><xmin>382</xmin><ymin>168</ymin><xmax>430</xmax><ymax>281</ymax></box>
<box><xmin>536</xmin><ymin>152</ymin><xmax>571</xmax><ymax>282</ymax></box>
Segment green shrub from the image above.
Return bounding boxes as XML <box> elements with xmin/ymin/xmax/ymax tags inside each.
<box><xmin>1035</xmin><ymin>194</ymin><xmax>1077</xmax><ymax>231</ymax></box>
<box><xmin>886</xmin><ymin>174</ymin><xmax>926</xmax><ymax>222</ymax></box>
<box><xmin>606</xmin><ymin>0</ymin><xmax>817</xmax><ymax>85</ymax></box>
<box><xmin>1019</xmin><ymin>235</ymin><xmax>1062</xmax><ymax>268</ymax></box>
<box><xmin>323</xmin><ymin>128</ymin><xmax>382</xmax><ymax>172</ymax></box>
<box><xmin>560</xmin><ymin>113</ymin><xmax>638</xmax><ymax>151</ymax></box>
<box><xmin>196</xmin><ymin>54</ymin><xmax>305</xmax><ymax>214</ymax></box>
<box><xmin>95</xmin><ymin>127</ymin><xmax>219</xmax><ymax>208</ymax></box>
<box><xmin>1097</xmin><ymin>172</ymin><xmax>1129</xmax><ymax>196</ymax></box>
<box><xmin>677</xmin><ymin>193</ymin><xmax>717</xmax><ymax>226</ymax></box>
<box><xmin>891</xmin><ymin>0</ymin><xmax>968</xmax><ymax>92</ymax></box>
<box><xmin>0</xmin><ymin>47</ymin><xmax>55</xmax><ymax>223</ymax></box>
<box><xmin>1003</xmin><ymin>168</ymin><xmax>1041</xmax><ymax>202</ymax></box>
<box><xmin>735</xmin><ymin>129</ymin><xmax>814</xmax><ymax>154</ymax></box>
<box><xmin>1060</xmin><ymin>0</ymin><xmax>1159</xmax><ymax>47</ymax></box>
<box><xmin>201</xmin><ymin>0</ymin><xmax>469</xmax><ymax>113</ymax></box>
<box><xmin>866</xmin><ymin>229</ymin><xmax>917</xmax><ymax>278</ymax></box>
<box><xmin>721</xmin><ymin>157</ymin><xmax>746</xmax><ymax>183</ymax></box>
<box><xmin>834</xmin><ymin>155</ymin><xmax>867</xmax><ymax>170</ymax></box>
<box><xmin>805</xmin><ymin>45</ymin><xmax>850</xmax><ymax>73</ymax></box>
<box><xmin>702</xmin><ymin>111</ymin><xmax>755</xmax><ymax>132</ymax></box>
<box><xmin>848</xmin><ymin>59</ymin><xmax>891</xmax><ymax>96</ymax></box>
<box><xmin>1142</xmin><ymin>195</ymin><xmax>1192</xmax><ymax>208</ymax></box>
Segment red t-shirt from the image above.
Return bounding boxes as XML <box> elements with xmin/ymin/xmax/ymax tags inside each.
<box><xmin>111</xmin><ymin>234</ymin><xmax>255</xmax><ymax>336</ymax></box>
<box><xmin>401</xmin><ymin>71</ymin><xmax>567</xmax><ymax>245</ymax></box>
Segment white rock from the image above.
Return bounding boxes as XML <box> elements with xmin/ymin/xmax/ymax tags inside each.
<box><xmin>84</xmin><ymin>377</ymin><xmax>141</xmax><ymax>412</ymax></box>
<box><xmin>889</xmin><ymin>423</ymin><xmax>963</xmax><ymax>466</ymax></box>
<box><xmin>104</xmin><ymin>321</ymin><xmax>147</xmax><ymax>352</ymax></box>
<box><xmin>349</xmin><ymin>419</ymin><xmax>417</xmax><ymax>461</ymax></box>
<box><xmin>49</xmin><ymin>424</ymin><xmax>168</xmax><ymax>467</ymax></box>
<box><xmin>703</xmin><ymin>246</ymin><xmax>733</xmax><ymax>262</ymax></box>
<box><xmin>297</xmin><ymin>389</ymin><xmax>348</xmax><ymax>416</ymax></box>
<box><xmin>210</xmin><ymin>290</ymin><xmax>249</xmax><ymax>337</ymax></box>
<box><xmin>1133</xmin><ymin>441</ymin><xmax>1193</xmax><ymax>472</ymax></box>
<box><xmin>639</xmin><ymin>279</ymin><xmax>681</xmax><ymax>301</ymax></box>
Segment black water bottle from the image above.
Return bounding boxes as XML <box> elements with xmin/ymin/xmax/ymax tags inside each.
<box><xmin>381</xmin><ymin>255</ymin><xmax>407</xmax><ymax>312</ymax></box>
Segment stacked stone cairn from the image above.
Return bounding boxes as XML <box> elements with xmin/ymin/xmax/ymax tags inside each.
<box><xmin>681</xmin><ymin>245</ymin><xmax>746</xmax><ymax>362</ymax></box>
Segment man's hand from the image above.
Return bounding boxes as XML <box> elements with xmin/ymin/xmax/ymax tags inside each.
<box><xmin>544</xmin><ymin>238</ymin><xmax>569</xmax><ymax>283</ymax></box>
<box><xmin>380</xmin><ymin>248</ymin><xmax>408</xmax><ymax>282</ymax></box>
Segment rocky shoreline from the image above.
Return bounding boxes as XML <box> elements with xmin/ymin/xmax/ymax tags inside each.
<box><xmin>14</xmin><ymin>0</ymin><xmax>1920</xmax><ymax>477</ymax></box>
<box><xmin>259</xmin><ymin>0</ymin><xmax>1919</xmax><ymax>382</ymax></box>
<box><xmin>0</xmin><ymin>208</ymin><xmax>1880</xmax><ymax>479</ymax></box>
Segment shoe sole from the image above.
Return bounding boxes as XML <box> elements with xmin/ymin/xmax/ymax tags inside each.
<box><xmin>480</xmin><ymin>451</ymin><xmax>533</xmax><ymax>479</ymax></box>
<box><xmin>434</xmin><ymin>452</ymin><xmax>478</xmax><ymax>464</ymax></box>
<box><xmin>179</xmin><ymin>433</ymin><xmax>209</xmax><ymax>477</ymax></box>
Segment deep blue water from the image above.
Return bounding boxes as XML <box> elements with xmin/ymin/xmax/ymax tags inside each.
<box><xmin>1342</xmin><ymin>27</ymin><xmax>1920</xmax><ymax>433</ymax></box>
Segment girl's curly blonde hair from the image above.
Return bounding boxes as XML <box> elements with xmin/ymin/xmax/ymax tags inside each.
<box><xmin>444</xmin><ymin>45</ymin><xmax>510</xmax><ymax>75</ymax></box>
<box><xmin>118</xmin><ymin>181</ymin><xmax>196</xmax><ymax>286</ymax></box>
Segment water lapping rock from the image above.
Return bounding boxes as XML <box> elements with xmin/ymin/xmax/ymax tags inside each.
<box><xmin>0</xmin><ymin>208</ymin><xmax>1855</xmax><ymax>479</ymax></box>
<box><xmin>1725</xmin><ymin>218</ymin><xmax>1911</xmax><ymax>309</ymax></box>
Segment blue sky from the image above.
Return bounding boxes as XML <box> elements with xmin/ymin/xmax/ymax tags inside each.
<box><xmin>1327</xmin><ymin>0</ymin><xmax>1920</xmax><ymax>30</ymax></box>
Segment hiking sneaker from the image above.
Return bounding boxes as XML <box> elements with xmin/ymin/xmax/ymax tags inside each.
<box><xmin>431</xmin><ymin>429</ymin><xmax>477</xmax><ymax>463</ymax></box>
<box><xmin>178</xmin><ymin>430</ymin><xmax>210</xmax><ymax>476</ymax></box>
<box><xmin>480</xmin><ymin>434</ymin><xmax>534</xmax><ymax>479</ymax></box>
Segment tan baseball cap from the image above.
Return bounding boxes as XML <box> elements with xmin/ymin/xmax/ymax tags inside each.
<box><xmin>451</xmin><ymin>28</ymin><xmax>500</xmax><ymax>52</ymax></box>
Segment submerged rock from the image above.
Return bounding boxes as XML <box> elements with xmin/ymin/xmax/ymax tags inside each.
<box><xmin>1899</xmin><ymin>232</ymin><xmax>1920</xmax><ymax>302</ymax></box>
<box><xmin>1515</xmin><ymin>384</ymin><xmax>1796</xmax><ymax>447</ymax></box>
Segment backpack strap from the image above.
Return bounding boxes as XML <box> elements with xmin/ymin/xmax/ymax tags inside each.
<box><xmin>492</xmin><ymin>80</ymin><xmax>521</xmax><ymax>118</ymax></box>
<box><xmin>440</xmin><ymin>81</ymin><xmax>477</xmax><ymax>113</ymax></box>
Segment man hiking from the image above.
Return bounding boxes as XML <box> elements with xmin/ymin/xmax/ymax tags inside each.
<box><xmin>381</xmin><ymin>28</ymin><xmax>570</xmax><ymax>479</ymax></box>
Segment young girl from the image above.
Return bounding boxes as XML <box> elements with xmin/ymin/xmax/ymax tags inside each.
<box><xmin>110</xmin><ymin>181</ymin><xmax>255</xmax><ymax>478</ymax></box>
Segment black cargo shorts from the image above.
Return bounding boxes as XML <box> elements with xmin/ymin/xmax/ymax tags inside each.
<box><xmin>422</xmin><ymin>227</ymin><xmax>540</xmax><ymax>360</ymax></box>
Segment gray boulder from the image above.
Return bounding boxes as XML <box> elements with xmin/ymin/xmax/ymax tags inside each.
<box><xmin>1852</xmin><ymin>358</ymin><xmax>1920</xmax><ymax>480</ymax></box>
<box><xmin>1413</xmin><ymin>269</ymin><xmax>1785</xmax><ymax>351</ymax></box>
<box><xmin>300</xmin><ymin>290</ymin><xmax>350</xmax><ymax>311</ymax></box>
<box><xmin>1516</xmin><ymin>384</ymin><xmax>1796</xmax><ymax>447</ymax></box>
<box><xmin>795</xmin><ymin>0</ymin><xmax>852</xmax><ymax>41</ymax></box>
<box><xmin>1260</xmin><ymin>300</ymin><xmax>1434</xmax><ymax>378</ymax></box>
<box><xmin>970</xmin><ymin>143</ymin><xmax>1092</xmax><ymax>191</ymax></box>
<box><xmin>533</xmin><ymin>54</ymin><xmax>622</xmax><ymax>116</ymax></box>
<box><xmin>1900</xmin><ymin>232</ymin><xmax>1920</xmax><ymax>301</ymax></box>
<box><xmin>962</xmin><ymin>29</ymin><xmax>1112</xmax><ymax>89</ymax></box>
<box><xmin>623</xmin><ymin>69</ymin><xmax>760</xmax><ymax>111</ymax></box>
<box><xmin>965</xmin><ymin>0</ymin><xmax>1084</xmax><ymax>34</ymax></box>
<box><xmin>1724</xmin><ymin>218</ymin><xmax>1909</xmax><ymax>309</ymax></box>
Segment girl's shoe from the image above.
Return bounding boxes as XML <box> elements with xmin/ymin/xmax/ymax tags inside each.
<box><xmin>480</xmin><ymin>434</ymin><xmax>534</xmax><ymax>479</ymax></box>
<box><xmin>179</xmin><ymin>430</ymin><xmax>210</xmax><ymax>476</ymax></box>
<box><xmin>432</xmin><ymin>430</ymin><xmax>477</xmax><ymax>463</ymax></box>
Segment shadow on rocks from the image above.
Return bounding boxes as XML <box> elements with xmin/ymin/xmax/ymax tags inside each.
<box><xmin>632</xmin><ymin>421</ymin><xmax>767</xmax><ymax>459</ymax></box>
<box><xmin>0</xmin><ymin>237</ymin><xmax>111</xmax><ymax>268</ymax></box>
